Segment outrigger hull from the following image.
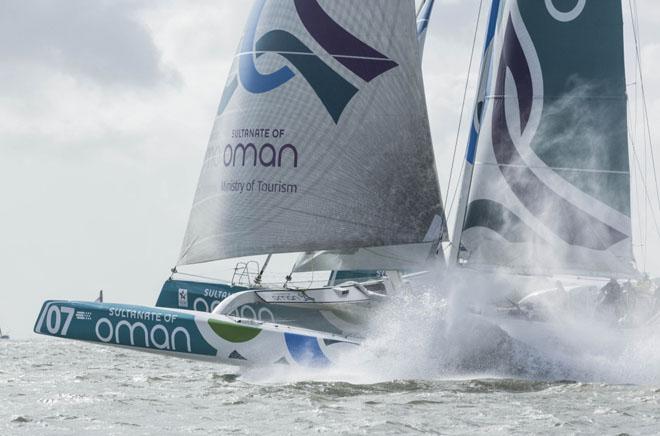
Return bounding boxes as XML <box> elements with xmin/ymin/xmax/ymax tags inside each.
<box><xmin>34</xmin><ymin>300</ymin><xmax>359</xmax><ymax>367</ymax></box>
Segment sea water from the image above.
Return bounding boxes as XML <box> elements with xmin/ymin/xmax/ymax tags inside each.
<box><xmin>1</xmin><ymin>339</ymin><xmax>659</xmax><ymax>435</ymax></box>
<box><xmin>3</xmin><ymin>284</ymin><xmax>660</xmax><ymax>435</ymax></box>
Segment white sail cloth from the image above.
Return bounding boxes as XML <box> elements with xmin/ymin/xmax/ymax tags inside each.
<box><xmin>179</xmin><ymin>0</ymin><xmax>445</xmax><ymax>266</ymax></box>
<box><xmin>293</xmin><ymin>243</ymin><xmax>436</xmax><ymax>273</ymax></box>
<box><xmin>293</xmin><ymin>213</ymin><xmax>445</xmax><ymax>272</ymax></box>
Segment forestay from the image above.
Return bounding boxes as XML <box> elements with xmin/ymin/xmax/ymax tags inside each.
<box><xmin>179</xmin><ymin>0</ymin><xmax>445</xmax><ymax>266</ymax></box>
<box><xmin>455</xmin><ymin>0</ymin><xmax>637</xmax><ymax>278</ymax></box>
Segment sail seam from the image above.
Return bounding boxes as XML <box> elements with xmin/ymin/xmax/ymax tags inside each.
<box><xmin>473</xmin><ymin>162</ymin><xmax>630</xmax><ymax>175</ymax></box>
<box><xmin>236</xmin><ymin>51</ymin><xmax>396</xmax><ymax>63</ymax></box>
<box><xmin>484</xmin><ymin>95</ymin><xmax>626</xmax><ymax>100</ymax></box>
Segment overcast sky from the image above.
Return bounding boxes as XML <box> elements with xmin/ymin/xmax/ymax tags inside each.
<box><xmin>1</xmin><ymin>0</ymin><xmax>659</xmax><ymax>337</ymax></box>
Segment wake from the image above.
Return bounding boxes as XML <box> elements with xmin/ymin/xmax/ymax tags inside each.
<box><xmin>242</xmin><ymin>273</ymin><xmax>660</xmax><ymax>386</ymax></box>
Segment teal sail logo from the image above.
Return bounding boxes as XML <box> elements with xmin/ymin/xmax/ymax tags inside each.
<box><xmin>465</xmin><ymin>0</ymin><xmax>629</xmax><ymax>251</ymax></box>
<box><xmin>218</xmin><ymin>0</ymin><xmax>398</xmax><ymax>123</ymax></box>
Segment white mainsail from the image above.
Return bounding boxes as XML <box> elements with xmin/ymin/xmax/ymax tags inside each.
<box><xmin>293</xmin><ymin>0</ymin><xmax>445</xmax><ymax>274</ymax></box>
<box><xmin>453</xmin><ymin>0</ymin><xmax>637</xmax><ymax>278</ymax></box>
<box><xmin>179</xmin><ymin>0</ymin><xmax>445</xmax><ymax>267</ymax></box>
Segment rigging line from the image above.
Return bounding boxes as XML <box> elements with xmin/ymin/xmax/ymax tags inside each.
<box><xmin>629</xmin><ymin>129</ymin><xmax>646</xmax><ymax>261</ymax></box>
<box><xmin>627</xmin><ymin>0</ymin><xmax>648</xmax><ymax>269</ymax></box>
<box><xmin>627</xmin><ymin>0</ymin><xmax>643</xmax><ymax>265</ymax></box>
<box><xmin>639</xmin><ymin>0</ymin><xmax>648</xmax><ymax>272</ymax></box>
<box><xmin>629</xmin><ymin>0</ymin><xmax>660</xmax><ymax>239</ymax></box>
<box><xmin>631</xmin><ymin>142</ymin><xmax>660</xmax><ymax>240</ymax></box>
<box><xmin>288</xmin><ymin>255</ymin><xmax>315</xmax><ymax>291</ymax></box>
<box><xmin>443</xmin><ymin>0</ymin><xmax>485</xmax><ymax>220</ymax></box>
<box><xmin>446</xmin><ymin>148</ymin><xmax>467</xmax><ymax>222</ymax></box>
<box><xmin>174</xmin><ymin>270</ymin><xmax>237</xmax><ymax>283</ymax></box>
<box><xmin>630</xmin><ymin>136</ymin><xmax>660</xmax><ymax>241</ymax></box>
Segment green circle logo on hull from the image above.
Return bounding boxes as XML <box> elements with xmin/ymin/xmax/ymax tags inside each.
<box><xmin>208</xmin><ymin>319</ymin><xmax>261</xmax><ymax>343</ymax></box>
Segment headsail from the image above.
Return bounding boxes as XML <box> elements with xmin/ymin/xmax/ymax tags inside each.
<box><xmin>179</xmin><ymin>0</ymin><xmax>445</xmax><ymax>266</ymax></box>
<box><xmin>454</xmin><ymin>0</ymin><xmax>636</xmax><ymax>278</ymax></box>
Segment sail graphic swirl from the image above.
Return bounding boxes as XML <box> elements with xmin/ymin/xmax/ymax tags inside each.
<box><xmin>458</xmin><ymin>0</ymin><xmax>635</xmax><ymax>277</ymax></box>
<box><xmin>218</xmin><ymin>0</ymin><xmax>399</xmax><ymax>123</ymax></box>
<box><xmin>490</xmin><ymin>18</ymin><xmax>627</xmax><ymax>251</ymax></box>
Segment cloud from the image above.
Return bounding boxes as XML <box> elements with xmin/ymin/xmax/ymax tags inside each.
<box><xmin>0</xmin><ymin>0</ymin><xmax>179</xmax><ymax>89</ymax></box>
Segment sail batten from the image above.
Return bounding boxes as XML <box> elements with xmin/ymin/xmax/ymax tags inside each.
<box><xmin>455</xmin><ymin>0</ymin><xmax>636</xmax><ymax>278</ymax></box>
<box><xmin>179</xmin><ymin>0</ymin><xmax>444</xmax><ymax>267</ymax></box>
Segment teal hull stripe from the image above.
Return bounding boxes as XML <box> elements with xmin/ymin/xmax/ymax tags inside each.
<box><xmin>155</xmin><ymin>279</ymin><xmax>246</xmax><ymax>312</ymax></box>
<box><xmin>34</xmin><ymin>301</ymin><xmax>217</xmax><ymax>356</ymax></box>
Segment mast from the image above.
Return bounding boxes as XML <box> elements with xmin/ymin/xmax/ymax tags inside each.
<box><xmin>449</xmin><ymin>0</ymin><xmax>503</xmax><ymax>266</ymax></box>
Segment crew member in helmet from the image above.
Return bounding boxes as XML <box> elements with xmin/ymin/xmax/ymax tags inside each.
<box><xmin>597</xmin><ymin>278</ymin><xmax>624</xmax><ymax>321</ymax></box>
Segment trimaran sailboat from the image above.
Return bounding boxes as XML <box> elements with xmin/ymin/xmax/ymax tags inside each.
<box><xmin>35</xmin><ymin>0</ymin><xmax>659</xmax><ymax>366</ymax></box>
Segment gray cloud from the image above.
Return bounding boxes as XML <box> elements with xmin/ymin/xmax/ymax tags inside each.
<box><xmin>0</xmin><ymin>0</ymin><xmax>178</xmax><ymax>88</ymax></box>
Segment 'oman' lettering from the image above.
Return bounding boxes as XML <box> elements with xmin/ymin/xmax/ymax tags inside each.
<box><xmin>95</xmin><ymin>318</ymin><xmax>192</xmax><ymax>353</ymax></box>
<box><xmin>223</xmin><ymin>143</ymin><xmax>298</xmax><ymax>168</ymax></box>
